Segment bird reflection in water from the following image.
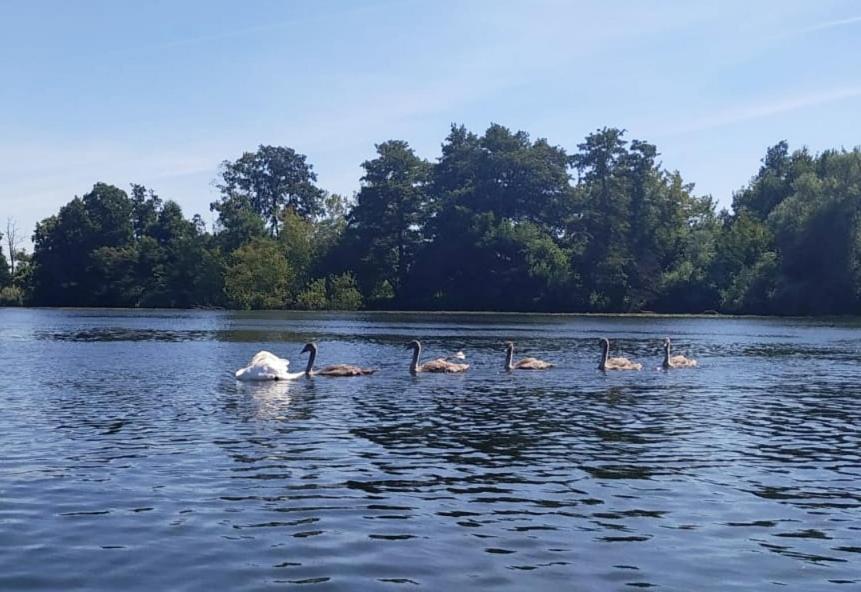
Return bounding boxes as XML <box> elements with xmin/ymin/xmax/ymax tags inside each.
<box><xmin>237</xmin><ymin>379</ymin><xmax>294</xmax><ymax>420</ymax></box>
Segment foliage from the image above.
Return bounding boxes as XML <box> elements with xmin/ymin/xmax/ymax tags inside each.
<box><xmin>0</xmin><ymin>285</ymin><xmax>23</xmax><ymax>306</ymax></box>
<box><xmin>295</xmin><ymin>273</ymin><xmax>364</xmax><ymax>310</ymax></box>
<box><xmin>345</xmin><ymin>140</ymin><xmax>430</xmax><ymax>302</ymax></box>
<box><xmin>568</xmin><ymin>129</ymin><xmax>720</xmax><ymax>312</ymax></box>
<box><xmin>10</xmin><ymin>131</ymin><xmax>861</xmax><ymax>315</ymax></box>
<box><xmin>29</xmin><ymin>183</ymin><xmax>224</xmax><ymax>308</ymax></box>
<box><xmin>326</xmin><ymin>273</ymin><xmax>363</xmax><ymax>310</ymax></box>
<box><xmin>30</xmin><ymin>183</ymin><xmax>134</xmax><ymax>306</ymax></box>
<box><xmin>295</xmin><ymin>278</ymin><xmax>328</xmax><ymax>310</ymax></box>
<box><xmin>224</xmin><ymin>239</ymin><xmax>293</xmax><ymax>309</ymax></box>
<box><xmin>410</xmin><ymin>125</ymin><xmax>573</xmax><ymax>309</ymax></box>
<box><xmin>0</xmin><ymin>238</ymin><xmax>10</xmax><ymax>288</ymax></box>
<box><xmin>215</xmin><ymin>145</ymin><xmax>324</xmax><ymax>236</ymax></box>
<box><xmin>209</xmin><ymin>193</ymin><xmax>267</xmax><ymax>253</ymax></box>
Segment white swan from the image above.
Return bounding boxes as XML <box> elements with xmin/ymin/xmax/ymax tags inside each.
<box><xmin>235</xmin><ymin>351</ymin><xmax>305</xmax><ymax>381</ymax></box>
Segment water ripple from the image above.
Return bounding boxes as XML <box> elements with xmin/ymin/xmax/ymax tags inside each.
<box><xmin>0</xmin><ymin>309</ymin><xmax>859</xmax><ymax>591</ymax></box>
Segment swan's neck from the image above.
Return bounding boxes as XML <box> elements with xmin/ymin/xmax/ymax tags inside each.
<box><xmin>662</xmin><ymin>343</ymin><xmax>670</xmax><ymax>368</ymax></box>
<box><xmin>599</xmin><ymin>344</ymin><xmax>609</xmax><ymax>370</ymax></box>
<box><xmin>410</xmin><ymin>345</ymin><xmax>421</xmax><ymax>374</ymax></box>
<box><xmin>505</xmin><ymin>347</ymin><xmax>514</xmax><ymax>371</ymax></box>
<box><xmin>305</xmin><ymin>348</ymin><xmax>316</xmax><ymax>376</ymax></box>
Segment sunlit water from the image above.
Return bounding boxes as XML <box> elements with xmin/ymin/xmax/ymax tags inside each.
<box><xmin>1</xmin><ymin>309</ymin><xmax>859</xmax><ymax>591</ymax></box>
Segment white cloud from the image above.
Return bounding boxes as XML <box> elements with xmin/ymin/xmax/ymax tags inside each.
<box><xmin>798</xmin><ymin>15</ymin><xmax>861</xmax><ymax>34</ymax></box>
<box><xmin>665</xmin><ymin>87</ymin><xmax>861</xmax><ymax>135</ymax></box>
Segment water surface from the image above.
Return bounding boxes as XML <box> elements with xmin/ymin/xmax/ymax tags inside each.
<box><xmin>1</xmin><ymin>309</ymin><xmax>859</xmax><ymax>590</ymax></box>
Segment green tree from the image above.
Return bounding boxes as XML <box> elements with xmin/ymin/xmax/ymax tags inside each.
<box><xmin>166</xmin><ymin>233</ymin><xmax>225</xmax><ymax>308</ymax></box>
<box><xmin>15</xmin><ymin>128</ymin><xmax>861</xmax><ymax>317</ymax></box>
<box><xmin>30</xmin><ymin>182</ymin><xmax>222</xmax><ymax>308</ymax></box>
<box><xmin>90</xmin><ymin>244</ymin><xmax>141</xmax><ymax>306</ymax></box>
<box><xmin>278</xmin><ymin>208</ymin><xmax>317</xmax><ymax>294</ymax></box>
<box><xmin>137</xmin><ymin>198</ymin><xmax>223</xmax><ymax>307</ymax></box>
<box><xmin>295</xmin><ymin>273</ymin><xmax>363</xmax><ymax>310</ymax></box>
<box><xmin>414</xmin><ymin>124</ymin><xmax>574</xmax><ymax>309</ymax></box>
<box><xmin>217</xmin><ymin>145</ymin><xmax>324</xmax><ymax>236</ymax></box>
<box><xmin>767</xmin><ymin>149</ymin><xmax>861</xmax><ymax>314</ymax></box>
<box><xmin>31</xmin><ymin>183</ymin><xmax>134</xmax><ymax>306</ymax></box>
<box><xmin>569</xmin><ymin>128</ymin><xmax>632</xmax><ymax>310</ymax></box>
<box><xmin>130</xmin><ymin>184</ymin><xmax>162</xmax><ymax>238</ymax></box>
<box><xmin>326</xmin><ymin>272</ymin><xmax>363</xmax><ymax>310</ymax></box>
<box><xmin>710</xmin><ymin>210</ymin><xmax>774</xmax><ymax>311</ymax></box>
<box><xmin>732</xmin><ymin>141</ymin><xmax>814</xmax><ymax>221</ymax></box>
<box><xmin>7</xmin><ymin>250</ymin><xmax>32</xmax><ymax>305</ymax></box>
<box><xmin>295</xmin><ymin>278</ymin><xmax>328</xmax><ymax>310</ymax></box>
<box><xmin>315</xmin><ymin>192</ymin><xmax>350</xmax><ymax>253</ymax></box>
<box><xmin>0</xmin><ymin>232</ymin><xmax>10</xmax><ymax>288</ymax></box>
<box><xmin>433</xmin><ymin>124</ymin><xmax>571</xmax><ymax>229</ymax></box>
<box><xmin>412</xmin><ymin>209</ymin><xmax>570</xmax><ymax>310</ymax></box>
<box><xmin>710</xmin><ymin>144</ymin><xmax>861</xmax><ymax>314</ymax></box>
<box><xmin>570</xmin><ymin>129</ymin><xmax>718</xmax><ymax>312</ymax></box>
<box><xmin>211</xmin><ymin>193</ymin><xmax>268</xmax><ymax>253</ymax></box>
<box><xmin>346</xmin><ymin>140</ymin><xmax>431</xmax><ymax>302</ymax></box>
<box><xmin>224</xmin><ymin>238</ymin><xmax>293</xmax><ymax>309</ymax></box>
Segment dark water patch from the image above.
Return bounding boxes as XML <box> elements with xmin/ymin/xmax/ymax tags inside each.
<box><xmin>35</xmin><ymin>328</ymin><xmax>219</xmax><ymax>342</ymax></box>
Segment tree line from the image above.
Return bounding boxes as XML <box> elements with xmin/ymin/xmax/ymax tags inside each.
<box><xmin>2</xmin><ymin>124</ymin><xmax>860</xmax><ymax>315</ymax></box>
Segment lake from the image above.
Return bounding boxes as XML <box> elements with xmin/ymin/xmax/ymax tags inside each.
<box><xmin>1</xmin><ymin>309</ymin><xmax>859</xmax><ymax>591</ymax></box>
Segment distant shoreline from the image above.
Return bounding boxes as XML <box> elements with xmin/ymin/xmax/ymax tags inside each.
<box><xmin>3</xmin><ymin>306</ymin><xmax>859</xmax><ymax>321</ymax></box>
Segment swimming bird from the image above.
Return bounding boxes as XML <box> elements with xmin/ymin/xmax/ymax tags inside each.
<box><xmin>505</xmin><ymin>341</ymin><xmax>553</xmax><ymax>371</ymax></box>
<box><xmin>662</xmin><ymin>337</ymin><xmax>697</xmax><ymax>369</ymax></box>
<box><xmin>407</xmin><ymin>340</ymin><xmax>470</xmax><ymax>374</ymax></box>
<box><xmin>301</xmin><ymin>342</ymin><xmax>376</xmax><ymax>377</ymax></box>
<box><xmin>599</xmin><ymin>338</ymin><xmax>642</xmax><ymax>371</ymax></box>
<box><xmin>235</xmin><ymin>350</ymin><xmax>305</xmax><ymax>381</ymax></box>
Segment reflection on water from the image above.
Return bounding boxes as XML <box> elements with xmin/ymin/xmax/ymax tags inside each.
<box><xmin>0</xmin><ymin>308</ymin><xmax>860</xmax><ymax>591</ymax></box>
<box><xmin>235</xmin><ymin>380</ymin><xmax>294</xmax><ymax>420</ymax></box>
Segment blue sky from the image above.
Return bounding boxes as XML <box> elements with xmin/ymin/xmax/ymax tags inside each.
<box><xmin>1</xmin><ymin>0</ymin><xmax>860</xmax><ymax>246</ymax></box>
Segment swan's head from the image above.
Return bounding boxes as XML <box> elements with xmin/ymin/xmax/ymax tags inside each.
<box><xmin>301</xmin><ymin>342</ymin><xmax>317</xmax><ymax>355</ymax></box>
<box><xmin>504</xmin><ymin>341</ymin><xmax>515</xmax><ymax>351</ymax></box>
<box><xmin>663</xmin><ymin>337</ymin><xmax>671</xmax><ymax>349</ymax></box>
<box><xmin>405</xmin><ymin>340</ymin><xmax>421</xmax><ymax>351</ymax></box>
<box><xmin>600</xmin><ymin>338</ymin><xmax>610</xmax><ymax>351</ymax></box>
